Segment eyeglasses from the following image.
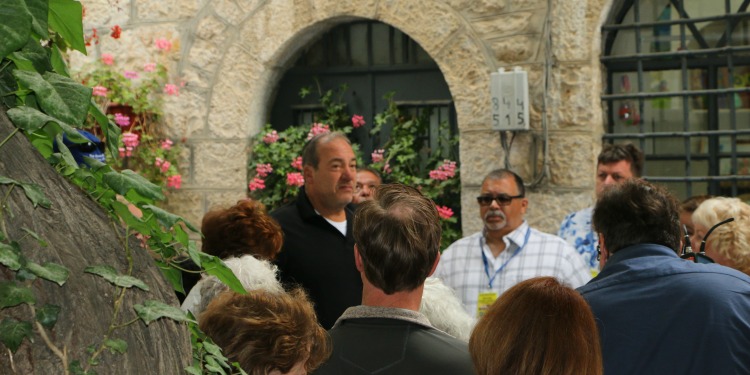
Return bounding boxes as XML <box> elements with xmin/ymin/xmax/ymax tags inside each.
<box><xmin>680</xmin><ymin>218</ymin><xmax>734</xmax><ymax>264</ymax></box>
<box><xmin>476</xmin><ymin>194</ymin><xmax>524</xmax><ymax>207</ymax></box>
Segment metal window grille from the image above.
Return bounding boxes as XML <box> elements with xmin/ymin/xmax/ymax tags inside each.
<box><xmin>602</xmin><ymin>0</ymin><xmax>750</xmax><ymax>199</ymax></box>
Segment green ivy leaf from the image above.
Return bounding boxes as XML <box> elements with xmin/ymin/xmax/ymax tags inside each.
<box><xmin>84</xmin><ymin>265</ymin><xmax>150</xmax><ymax>291</ymax></box>
<box><xmin>103</xmin><ymin>170</ymin><xmax>165</xmax><ymax>201</ymax></box>
<box><xmin>184</xmin><ymin>366</ymin><xmax>202</xmax><ymax>375</ymax></box>
<box><xmin>50</xmin><ymin>43</ymin><xmax>69</xmax><ymax>77</ymax></box>
<box><xmin>13</xmin><ymin>70</ymin><xmax>90</xmax><ymax>126</ymax></box>
<box><xmin>133</xmin><ymin>300</ymin><xmax>194</xmax><ymax>326</ymax></box>
<box><xmin>15</xmin><ymin>268</ymin><xmax>37</xmax><ymax>281</ymax></box>
<box><xmin>55</xmin><ymin>132</ymin><xmax>79</xmax><ymax>170</ymax></box>
<box><xmin>48</xmin><ymin>0</ymin><xmax>85</xmax><ymax>54</ymax></box>
<box><xmin>0</xmin><ymin>242</ymin><xmax>23</xmax><ymax>271</ymax></box>
<box><xmin>104</xmin><ymin>338</ymin><xmax>128</xmax><ymax>354</ymax></box>
<box><xmin>25</xmin><ymin>0</ymin><xmax>48</xmax><ymax>39</ymax></box>
<box><xmin>6</xmin><ymin>106</ymin><xmax>88</xmax><ymax>144</ymax></box>
<box><xmin>26</xmin><ymin>261</ymin><xmax>69</xmax><ymax>286</ymax></box>
<box><xmin>0</xmin><ymin>0</ymin><xmax>31</xmax><ymax>59</ymax></box>
<box><xmin>21</xmin><ymin>227</ymin><xmax>48</xmax><ymax>247</ymax></box>
<box><xmin>0</xmin><ymin>281</ymin><xmax>35</xmax><ymax>308</ymax></box>
<box><xmin>18</xmin><ymin>180</ymin><xmax>52</xmax><ymax>208</ymax></box>
<box><xmin>10</xmin><ymin>38</ymin><xmax>52</xmax><ymax>73</ymax></box>
<box><xmin>204</xmin><ymin>355</ymin><xmax>227</xmax><ymax>374</ymax></box>
<box><xmin>159</xmin><ymin>262</ymin><xmax>184</xmax><ymax>294</ymax></box>
<box><xmin>142</xmin><ymin>204</ymin><xmax>198</xmax><ymax>232</ymax></box>
<box><xmin>200</xmin><ymin>254</ymin><xmax>245</xmax><ymax>295</ymax></box>
<box><xmin>89</xmin><ymin>102</ymin><xmax>120</xmax><ymax>159</ymax></box>
<box><xmin>202</xmin><ymin>340</ymin><xmax>227</xmax><ymax>361</ymax></box>
<box><xmin>0</xmin><ymin>318</ymin><xmax>33</xmax><ymax>353</ymax></box>
<box><xmin>35</xmin><ymin>304</ymin><xmax>61</xmax><ymax>329</ymax></box>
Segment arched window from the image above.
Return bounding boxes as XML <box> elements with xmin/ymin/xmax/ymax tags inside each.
<box><xmin>270</xmin><ymin>20</ymin><xmax>457</xmax><ymax>164</ymax></box>
<box><xmin>602</xmin><ymin>0</ymin><xmax>750</xmax><ymax>199</ymax></box>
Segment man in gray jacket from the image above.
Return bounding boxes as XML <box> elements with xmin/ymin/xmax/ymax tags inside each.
<box><xmin>314</xmin><ymin>184</ymin><xmax>475</xmax><ymax>374</ymax></box>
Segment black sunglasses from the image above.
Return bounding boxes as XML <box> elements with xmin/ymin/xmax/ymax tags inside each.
<box><xmin>476</xmin><ymin>194</ymin><xmax>524</xmax><ymax>207</ymax></box>
<box><xmin>680</xmin><ymin>218</ymin><xmax>734</xmax><ymax>264</ymax></box>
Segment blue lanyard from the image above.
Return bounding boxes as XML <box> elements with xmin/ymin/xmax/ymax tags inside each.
<box><xmin>480</xmin><ymin>227</ymin><xmax>531</xmax><ymax>289</ymax></box>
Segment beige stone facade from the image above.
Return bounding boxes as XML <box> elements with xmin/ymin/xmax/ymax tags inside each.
<box><xmin>73</xmin><ymin>0</ymin><xmax>614</xmax><ymax>236</ymax></box>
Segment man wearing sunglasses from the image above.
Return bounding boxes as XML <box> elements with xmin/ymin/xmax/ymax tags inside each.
<box><xmin>578</xmin><ymin>179</ymin><xmax>750</xmax><ymax>375</ymax></box>
<box><xmin>558</xmin><ymin>143</ymin><xmax>643</xmax><ymax>273</ymax></box>
<box><xmin>434</xmin><ymin>169</ymin><xmax>590</xmax><ymax>318</ymax></box>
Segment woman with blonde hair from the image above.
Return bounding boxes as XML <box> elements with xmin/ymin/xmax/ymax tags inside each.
<box><xmin>692</xmin><ymin>197</ymin><xmax>750</xmax><ymax>275</ymax></box>
<box><xmin>469</xmin><ymin>277</ymin><xmax>602</xmax><ymax>375</ymax></box>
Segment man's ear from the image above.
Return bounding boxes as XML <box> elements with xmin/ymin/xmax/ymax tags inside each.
<box><xmin>598</xmin><ymin>233</ymin><xmax>610</xmax><ymax>267</ymax></box>
<box><xmin>427</xmin><ymin>252</ymin><xmax>441</xmax><ymax>277</ymax></box>
<box><xmin>354</xmin><ymin>244</ymin><xmax>364</xmax><ymax>273</ymax></box>
<box><xmin>303</xmin><ymin>164</ymin><xmax>314</xmax><ymax>184</ymax></box>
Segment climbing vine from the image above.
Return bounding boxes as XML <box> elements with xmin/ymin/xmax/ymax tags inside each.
<box><xmin>0</xmin><ymin>0</ymin><xmax>243</xmax><ymax>373</ymax></box>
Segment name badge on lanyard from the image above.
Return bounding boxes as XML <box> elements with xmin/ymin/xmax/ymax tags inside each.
<box><xmin>476</xmin><ymin>228</ymin><xmax>531</xmax><ymax>317</ymax></box>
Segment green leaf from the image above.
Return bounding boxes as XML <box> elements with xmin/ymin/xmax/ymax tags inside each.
<box><xmin>0</xmin><ymin>0</ymin><xmax>31</xmax><ymax>59</ymax></box>
<box><xmin>50</xmin><ymin>43</ymin><xmax>69</xmax><ymax>76</ymax></box>
<box><xmin>35</xmin><ymin>304</ymin><xmax>61</xmax><ymax>329</ymax></box>
<box><xmin>0</xmin><ymin>318</ymin><xmax>32</xmax><ymax>353</ymax></box>
<box><xmin>18</xmin><ymin>180</ymin><xmax>52</xmax><ymax>208</ymax></box>
<box><xmin>13</xmin><ymin>70</ymin><xmax>91</xmax><ymax>125</ymax></box>
<box><xmin>0</xmin><ymin>242</ymin><xmax>23</xmax><ymax>271</ymax></box>
<box><xmin>200</xmin><ymin>254</ymin><xmax>245</xmax><ymax>295</ymax></box>
<box><xmin>89</xmin><ymin>102</ymin><xmax>120</xmax><ymax>158</ymax></box>
<box><xmin>21</xmin><ymin>228</ymin><xmax>48</xmax><ymax>247</ymax></box>
<box><xmin>184</xmin><ymin>366</ymin><xmax>202</xmax><ymax>375</ymax></box>
<box><xmin>15</xmin><ymin>268</ymin><xmax>37</xmax><ymax>281</ymax></box>
<box><xmin>0</xmin><ymin>281</ymin><xmax>35</xmax><ymax>308</ymax></box>
<box><xmin>103</xmin><ymin>170</ymin><xmax>165</xmax><ymax>201</ymax></box>
<box><xmin>48</xmin><ymin>0</ymin><xmax>85</xmax><ymax>54</ymax></box>
<box><xmin>10</xmin><ymin>38</ymin><xmax>52</xmax><ymax>73</ymax></box>
<box><xmin>84</xmin><ymin>265</ymin><xmax>150</xmax><ymax>291</ymax></box>
<box><xmin>26</xmin><ymin>262</ymin><xmax>69</xmax><ymax>286</ymax></box>
<box><xmin>6</xmin><ymin>106</ymin><xmax>87</xmax><ymax>141</ymax></box>
<box><xmin>104</xmin><ymin>338</ymin><xmax>127</xmax><ymax>354</ymax></box>
<box><xmin>133</xmin><ymin>300</ymin><xmax>194</xmax><ymax>326</ymax></box>
<box><xmin>202</xmin><ymin>340</ymin><xmax>227</xmax><ymax>361</ymax></box>
<box><xmin>159</xmin><ymin>262</ymin><xmax>184</xmax><ymax>294</ymax></box>
<box><xmin>142</xmin><ymin>204</ymin><xmax>198</xmax><ymax>232</ymax></box>
<box><xmin>55</xmin><ymin>132</ymin><xmax>79</xmax><ymax>169</ymax></box>
<box><xmin>25</xmin><ymin>0</ymin><xmax>48</xmax><ymax>39</ymax></box>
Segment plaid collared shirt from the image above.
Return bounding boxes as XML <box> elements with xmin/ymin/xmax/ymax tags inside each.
<box><xmin>434</xmin><ymin>221</ymin><xmax>592</xmax><ymax>317</ymax></box>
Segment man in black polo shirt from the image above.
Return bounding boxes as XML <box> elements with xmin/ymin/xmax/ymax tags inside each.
<box><xmin>271</xmin><ymin>131</ymin><xmax>361</xmax><ymax>329</ymax></box>
<box><xmin>314</xmin><ymin>184</ymin><xmax>475</xmax><ymax>374</ymax></box>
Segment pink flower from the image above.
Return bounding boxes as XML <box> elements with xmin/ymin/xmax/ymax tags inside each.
<box><xmin>286</xmin><ymin>172</ymin><xmax>305</xmax><ymax>187</ymax></box>
<box><xmin>291</xmin><ymin>156</ymin><xmax>303</xmax><ymax>170</ymax></box>
<box><xmin>383</xmin><ymin>162</ymin><xmax>392</xmax><ymax>174</ymax></box>
<box><xmin>371</xmin><ymin>149</ymin><xmax>385</xmax><ymax>163</ymax></box>
<box><xmin>122</xmin><ymin>133</ymin><xmax>139</xmax><ymax>148</ymax></box>
<box><xmin>429</xmin><ymin>160</ymin><xmax>457</xmax><ymax>181</ymax></box>
<box><xmin>114</xmin><ymin>113</ymin><xmax>130</xmax><ymax>127</ymax></box>
<box><xmin>164</xmin><ymin>83</ymin><xmax>179</xmax><ymax>96</ymax></box>
<box><xmin>121</xmin><ymin>146</ymin><xmax>133</xmax><ymax>157</ymax></box>
<box><xmin>143</xmin><ymin>62</ymin><xmax>157</xmax><ymax>72</ymax></box>
<box><xmin>263</xmin><ymin>130</ymin><xmax>279</xmax><ymax>144</ymax></box>
<box><xmin>306</xmin><ymin>123</ymin><xmax>330</xmax><ymax>140</ymax></box>
<box><xmin>161</xmin><ymin>139</ymin><xmax>173</xmax><ymax>150</ymax></box>
<box><xmin>118</xmin><ymin>147</ymin><xmax>126</xmax><ymax>158</ymax></box>
<box><xmin>167</xmin><ymin>174</ymin><xmax>182</xmax><ymax>189</ymax></box>
<box><xmin>92</xmin><ymin>86</ymin><xmax>108</xmax><ymax>97</ymax></box>
<box><xmin>255</xmin><ymin>163</ymin><xmax>273</xmax><ymax>177</ymax></box>
<box><xmin>123</xmin><ymin>70</ymin><xmax>138</xmax><ymax>79</ymax></box>
<box><xmin>101</xmin><ymin>53</ymin><xmax>114</xmax><ymax>65</ymax></box>
<box><xmin>352</xmin><ymin>114</ymin><xmax>365</xmax><ymax>128</ymax></box>
<box><xmin>436</xmin><ymin>205</ymin><xmax>454</xmax><ymax>220</ymax></box>
<box><xmin>248</xmin><ymin>177</ymin><xmax>266</xmax><ymax>191</ymax></box>
<box><xmin>160</xmin><ymin>160</ymin><xmax>171</xmax><ymax>173</ymax></box>
<box><xmin>155</xmin><ymin>38</ymin><xmax>172</xmax><ymax>51</ymax></box>
<box><xmin>154</xmin><ymin>157</ymin><xmax>164</xmax><ymax>167</ymax></box>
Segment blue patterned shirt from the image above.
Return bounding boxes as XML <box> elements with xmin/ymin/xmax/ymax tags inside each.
<box><xmin>558</xmin><ymin>206</ymin><xmax>599</xmax><ymax>271</ymax></box>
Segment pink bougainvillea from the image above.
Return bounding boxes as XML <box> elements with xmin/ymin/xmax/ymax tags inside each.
<box><xmin>436</xmin><ymin>205</ymin><xmax>454</xmax><ymax>220</ymax></box>
<box><xmin>114</xmin><ymin>113</ymin><xmax>131</xmax><ymax>127</ymax></box>
<box><xmin>164</xmin><ymin>83</ymin><xmax>179</xmax><ymax>96</ymax></box>
<box><xmin>92</xmin><ymin>85</ymin><xmax>108</xmax><ymax>97</ymax></box>
<box><xmin>101</xmin><ymin>53</ymin><xmax>114</xmax><ymax>65</ymax></box>
<box><xmin>167</xmin><ymin>174</ymin><xmax>182</xmax><ymax>189</ymax></box>
<box><xmin>306</xmin><ymin>123</ymin><xmax>330</xmax><ymax>140</ymax></box>
<box><xmin>263</xmin><ymin>130</ymin><xmax>279</xmax><ymax>144</ymax></box>
<box><xmin>248</xmin><ymin>177</ymin><xmax>266</xmax><ymax>191</ymax></box>
<box><xmin>371</xmin><ymin>149</ymin><xmax>385</xmax><ymax>163</ymax></box>
<box><xmin>122</xmin><ymin>133</ymin><xmax>140</xmax><ymax>149</ymax></box>
<box><xmin>351</xmin><ymin>114</ymin><xmax>365</xmax><ymax>128</ymax></box>
<box><xmin>286</xmin><ymin>172</ymin><xmax>305</xmax><ymax>187</ymax></box>
<box><xmin>161</xmin><ymin>139</ymin><xmax>173</xmax><ymax>150</ymax></box>
<box><xmin>291</xmin><ymin>156</ymin><xmax>303</xmax><ymax>170</ymax></box>
<box><xmin>255</xmin><ymin>163</ymin><xmax>273</xmax><ymax>177</ymax></box>
<box><xmin>429</xmin><ymin>160</ymin><xmax>457</xmax><ymax>181</ymax></box>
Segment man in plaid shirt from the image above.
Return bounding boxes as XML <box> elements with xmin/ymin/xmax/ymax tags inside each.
<box><xmin>434</xmin><ymin>169</ymin><xmax>590</xmax><ymax>317</ymax></box>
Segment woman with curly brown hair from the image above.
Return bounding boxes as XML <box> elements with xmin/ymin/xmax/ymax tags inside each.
<box><xmin>199</xmin><ymin>288</ymin><xmax>330</xmax><ymax>375</ymax></box>
<box><xmin>469</xmin><ymin>277</ymin><xmax>602</xmax><ymax>375</ymax></box>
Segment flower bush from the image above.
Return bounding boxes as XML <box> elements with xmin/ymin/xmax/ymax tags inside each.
<box><xmin>76</xmin><ymin>27</ymin><xmax>183</xmax><ymax>190</ymax></box>
<box><xmin>248</xmin><ymin>89</ymin><xmax>461</xmax><ymax>250</ymax></box>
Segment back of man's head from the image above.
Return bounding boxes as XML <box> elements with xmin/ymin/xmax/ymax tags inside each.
<box><xmin>593</xmin><ymin>179</ymin><xmax>680</xmax><ymax>253</ymax></box>
<box><xmin>598</xmin><ymin>143</ymin><xmax>644</xmax><ymax>177</ymax></box>
<box><xmin>353</xmin><ymin>184</ymin><xmax>441</xmax><ymax>295</ymax></box>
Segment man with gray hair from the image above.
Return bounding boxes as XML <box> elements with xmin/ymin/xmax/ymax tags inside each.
<box><xmin>271</xmin><ymin>131</ymin><xmax>361</xmax><ymax>329</ymax></box>
<box><xmin>315</xmin><ymin>184</ymin><xmax>474</xmax><ymax>374</ymax></box>
<box><xmin>435</xmin><ymin>169</ymin><xmax>590</xmax><ymax>318</ymax></box>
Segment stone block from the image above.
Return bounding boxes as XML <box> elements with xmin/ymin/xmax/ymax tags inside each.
<box><xmin>526</xmin><ymin>190</ymin><xmax>594</xmax><ymax>234</ymax></box>
<box><xmin>378</xmin><ymin>1</ymin><xmax>462</xmax><ymax>54</ymax></box>
<box><xmin>204</xmin><ymin>191</ymin><xmax>250</xmax><ymax>213</ymax></box>
<box><xmin>95</xmin><ymin>25</ymin><xmax>182</xmax><ymax>73</ymax></box>
<box><xmin>458</xmin><ymin>131</ymin><xmax>506</xmax><ymax>186</ymax></box>
<box><xmin>473</xmin><ymin>11</ymin><xmax>542</xmax><ymax>38</ymax></box>
<box><xmin>160</xmin><ymin>190</ymin><xmax>204</xmax><ymax>231</ymax></box>
<box><xmin>510</xmin><ymin>0</ymin><xmax>546</xmax><ymax>11</ymax></box>
<box><xmin>192</xmin><ymin>141</ymin><xmax>249</xmax><ymax>189</ymax></box>
<box><xmin>82</xmin><ymin>0</ymin><xmax>130</xmax><ymax>30</ymax></box>
<box><xmin>450</xmin><ymin>0</ymin><xmax>508</xmax><ymax>15</ymax></box>
<box><xmin>163</xmin><ymin>90</ymin><xmax>208</xmax><ymax>139</ymax></box>
<box><xmin>308</xmin><ymin>0</ymin><xmax>378</xmax><ymax>20</ymax></box>
<box><xmin>187</xmin><ymin>38</ymin><xmax>224</xmax><ymax>72</ymax></box>
<box><xmin>460</xmin><ymin>185</ymin><xmax>483</xmax><ymax>235</ymax></box>
<box><xmin>135</xmin><ymin>0</ymin><xmax>200</xmax><ymax>21</ymax></box>
<box><xmin>212</xmin><ymin>0</ymin><xmax>248</xmax><ymax>25</ymax></box>
<box><xmin>547</xmin><ymin>133</ymin><xmax>597</xmax><ymax>188</ymax></box>
<box><xmin>490</xmin><ymin>34</ymin><xmax>540</xmax><ymax>64</ymax></box>
<box><xmin>195</xmin><ymin>15</ymin><xmax>229</xmax><ymax>41</ymax></box>
<box><xmin>549</xmin><ymin>64</ymin><xmax>602</xmax><ymax>131</ymax></box>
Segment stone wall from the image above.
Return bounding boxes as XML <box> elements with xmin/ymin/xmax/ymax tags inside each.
<box><xmin>73</xmin><ymin>0</ymin><xmax>613</xmax><ymax>236</ymax></box>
